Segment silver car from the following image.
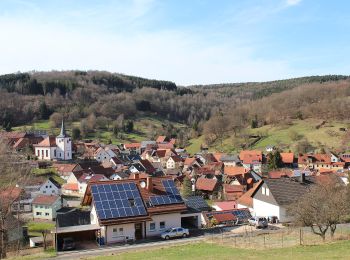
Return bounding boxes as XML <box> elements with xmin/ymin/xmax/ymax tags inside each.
<box><xmin>161</xmin><ymin>227</ymin><xmax>189</xmax><ymax>240</ymax></box>
<box><xmin>248</xmin><ymin>217</ymin><xmax>268</xmax><ymax>229</ymax></box>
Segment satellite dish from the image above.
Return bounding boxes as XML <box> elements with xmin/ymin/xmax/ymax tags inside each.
<box><xmin>140</xmin><ymin>181</ymin><xmax>146</xmax><ymax>188</ymax></box>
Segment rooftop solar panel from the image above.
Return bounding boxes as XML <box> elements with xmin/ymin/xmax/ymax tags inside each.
<box><xmin>91</xmin><ymin>182</ymin><xmax>148</xmax><ymax>220</ymax></box>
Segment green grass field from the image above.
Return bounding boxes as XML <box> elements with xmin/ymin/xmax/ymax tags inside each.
<box><xmin>27</xmin><ymin>221</ymin><xmax>55</xmax><ymax>237</ymax></box>
<box><xmin>13</xmin><ymin>116</ymin><xmax>186</xmax><ymax>145</ymax></box>
<box><xmin>186</xmin><ymin>119</ymin><xmax>350</xmax><ymax>154</ymax></box>
<box><xmin>83</xmin><ymin>240</ymin><xmax>350</xmax><ymax>260</ymax></box>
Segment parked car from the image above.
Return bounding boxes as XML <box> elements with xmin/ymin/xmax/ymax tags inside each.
<box><xmin>62</xmin><ymin>237</ymin><xmax>76</xmax><ymax>250</ymax></box>
<box><xmin>248</xmin><ymin>217</ymin><xmax>268</xmax><ymax>229</ymax></box>
<box><xmin>161</xmin><ymin>227</ymin><xmax>189</xmax><ymax>240</ymax></box>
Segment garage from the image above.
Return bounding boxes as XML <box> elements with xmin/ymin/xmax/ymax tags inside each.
<box><xmin>54</xmin><ymin>224</ymin><xmax>101</xmax><ymax>251</ymax></box>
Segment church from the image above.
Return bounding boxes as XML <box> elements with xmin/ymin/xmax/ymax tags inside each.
<box><xmin>34</xmin><ymin>120</ymin><xmax>72</xmax><ymax>161</ymax></box>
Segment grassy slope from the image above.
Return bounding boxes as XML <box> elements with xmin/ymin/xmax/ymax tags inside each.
<box><xmin>186</xmin><ymin>119</ymin><xmax>350</xmax><ymax>154</ymax></box>
<box><xmin>85</xmin><ymin>240</ymin><xmax>350</xmax><ymax>260</ymax></box>
<box><xmin>13</xmin><ymin>117</ymin><xmax>186</xmax><ymax>145</ymax></box>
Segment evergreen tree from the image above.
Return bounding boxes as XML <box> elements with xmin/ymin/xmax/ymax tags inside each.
<box><xmin>268</xmin><ymin>150</ymin><xmax>283</xmax><ymax>170</ymax></box>
<box><xmin>181</xmin><ymin>177</ymin><xmax>193</xmax><ymax>198</ymax></box>
<box><xmin>72</xmin><ymin>127</ymin><xmax>81</xmax><ymax>140</ymax></box>
<box><xmin>39</xmin><ymin>102</ymin><xmax>51</xmax><ymax>120</ymax></box>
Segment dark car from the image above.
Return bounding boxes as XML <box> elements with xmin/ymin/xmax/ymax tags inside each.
<box><xmin>62</xmin><ymin>237</ymin><xmax>75</xmax><ymax>251</ymax></box>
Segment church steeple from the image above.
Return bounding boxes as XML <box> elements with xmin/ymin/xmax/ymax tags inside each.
<box><xmin>57</xmin><ymin>119</ymin><xmax>67</xmax><ymax>138</ymax></box>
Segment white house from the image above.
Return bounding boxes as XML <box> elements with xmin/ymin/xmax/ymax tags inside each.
<box><xmin>81</xmin><ymin>177</ymin><xmax>188</xmax><ymax>244</ymax></box>
<box><xmin>34</xmin><ymin>120</ymin><xmax>72</xmax><ymax>161</ymax></box>
<box><xmin>32</xmin><ymin>194</ymin><xmax>62</xmax><ymax>220</ymax></box>
<box><xmin>251</xmin><ymin>175</ymin><xmax>314</xmax><ymax>222</ymax></box>
<box><xmin>39</xmin><ymin>177</ymin><xmax>61</xmax><ymax>195</ymax></box>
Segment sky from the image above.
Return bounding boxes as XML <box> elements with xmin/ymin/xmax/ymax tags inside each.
<box><xmin>0</xmin><ymin>0</ymin><xmax>349</xmax><ymax>85</ymax></box>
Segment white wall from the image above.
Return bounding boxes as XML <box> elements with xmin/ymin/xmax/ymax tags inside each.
<box><xmin>32</xmin><ymin>199</ymin><xmax>61</xmax><ymax>220</ymax></box>
<box><xmin>146</xmin><ymin>213</ymin><xmax>181</xmax><ymax>237</ymax></box>
<box><xmin>105</xmin><ymin>223</ymin><xmax>135</xmax><ymax>243</ymax></box>
<box><xmin>39</xmin><ymin>179</ymin><xmax>61</xmax><ymax>195</ymax></box>
<box><xmin>56</xmin><ymin>137</ymin><xmax>72</xmax><ymax>160</ymax></box>
<box><xmin>253</xmin><ymin>198</ymin><xmax>280</xmax><ymax>219</ymax></box>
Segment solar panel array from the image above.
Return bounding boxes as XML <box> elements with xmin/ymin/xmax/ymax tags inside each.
<box><xmin>91</xmin><ymin>182</ymin><xmax>147</xmax><ymax>220</ymax></box>
<box><xmin>206</xmin><ymin>209</ymin><xmax>252</xmax><ymax>222</ymax></box>
<box><xmin>183</xmin><ymin>196</ymin><xmax>210</xmax><ymax>211</ymax></box>
<box><xmin>149</xmin><ymin>179</ymin><xmax>183</xmax><ymax>206</ymax></box>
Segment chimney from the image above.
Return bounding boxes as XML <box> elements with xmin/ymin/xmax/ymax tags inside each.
<box><xmin>300</xmin><ymin>173</ymin><xmax>306</xmax><ymax>183</ymax></box>
<box><xmin>146</xmin><ymin>177</ymin><xmax>153</xmax><ymax>192</ymax></box>
<box><xmin>134</xmin><ymin>173</ymin><xmax>140</xmax><ymax>180</ymax></box>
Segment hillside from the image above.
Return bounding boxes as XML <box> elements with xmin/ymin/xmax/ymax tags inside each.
<box><xmin>1</xmin><ymin>71</ymin><xmax>350</xmax><ymax>152</ymax></box>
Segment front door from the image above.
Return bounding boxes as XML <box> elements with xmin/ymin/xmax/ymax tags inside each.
<box><xmin>135</xmin><ymin>223</ymin><xmax>143</xmax><ymax>240</ymax></box>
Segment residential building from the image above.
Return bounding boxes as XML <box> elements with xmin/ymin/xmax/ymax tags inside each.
<box><xmin>32</xmin><ymin>195</ymin><xmax>62</xmax><ymax>220</ymax></box>
<box><xmin>39</xmin><ymin>177</ymin><xmax>62</xmax><ymax>195</ymax></box>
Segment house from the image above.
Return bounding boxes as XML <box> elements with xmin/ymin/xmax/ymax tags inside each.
<box><xmin>94</xmin><ymin>147</ymin><xmax>111</xmax><ymax>163</ymax></box>
<box><xmin>195</xmin><ymin>177</ymin><xmax>218</xmax><ymax>199</ymax></box>
<box><xmin>298</xmin><ymin>153</ymin><xmax>344</xmax><ymax>171</ymax></box>
<box><xmin>78</xmin><ymin>174</ymin><xmax>108</xmax><ymax>195</ymax></box>
<box><xmin>239</xmin><ymin>150</ymin><xmax>263</xmax><ymax>173</ymax></box>
<box><xmin>34</xmin><ymin>120</ymin><xmax>72</xmax><ymax>161</ymax></box>
<box><xmin>251</xmin><ymin>175</ymin><xmax>315</xmax><ymax>222</ymax></box>
<box><xmin>183</xmin><ymin>157</ymin><xmax>202</xmax><ymax>171</ymax></box>
<box><xmin>123</xmin><ymin>143</ymin><xmax>141</xmax><ymax>153</ymax></box>
<box><xmin>166</xmin><ymin>156</ymin><xmax>183</xmax><ymax>169</ymax></box>
<box><xmin>53</xmin><ymin>163</ymin><xmax>83</xmax><ymax>180</ymax></box>
<box><xmin>81</xmin><ymin>177</ymin><xmax>188</xmax><ymax>244</ymax></box>
<box><xmin>222</xmin><ymin>184</ymin><xmax>245</xmax><ymax>201</ymax></box>
<box><xmin>236</xmin><ymin>180</ymin><xmax>263</xmax><ymax>213</ymax></box>
<box><xmin>280</xmin><ymin>153</ymin><xmax>295</xmax><ymax>168</ymax></box>
<box><xmin>32</xmin><ymin>194</ymin><xmax>62</xmax><ymax>220</ymax></box>
<box><xmin>62</xmin><ymin>172</ymin><xmax>82</xmax><ymax>196</ymax></box>
<box><xmin>0</xmin><ymin>186</ymin><xmax>32</xmax><ymax>213</ymax></box>
<box><xmin>220</xmin><ymin>155</ymin><xmax>240</xmax><ymax>167</ymax></box>
<box><xmin>212</xmin><ymin>201</ymin><xmax>237</xmax><ymax>211</ymax></box>
<box><xmin>39</xmin><ymin>177</ymin><xmax>62</xmax><ymax>195</ymax></box>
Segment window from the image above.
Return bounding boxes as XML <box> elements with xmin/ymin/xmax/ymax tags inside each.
<box><xmin>43</xmin><ymin>191</ymin><xmax>46</xmax><ymax>194</ymax></box>
<box><xmin>54</xmin><ymin>150</ymin><xmax>56</xmax><ymax>157</ymax></box>
<box><xmin>150</xmin><ymin>222</ymin><xmax>156</xmax><ymax>231</ymax></box>
<box><xmin>262</xmin><ymin>187</ymin><xmax>266</xmax><ymax>195</ymax></box>
<box><xmin>113</xmin><ymin>228</ymin><xmax>117</xmax><ymax>233</ymax></box>
<box><xmin>46</xmin><ymin>186</ymin><xmax>48</xmax><ymax>188</ymax></box>
<box><xmin>40</xmin><ymin>205</ymin><xmax>43</xmax><ymax>209</ymax></box>
<box><xmin>266</xmin><ymin>188</ymin><xmax>270</xmax><ymax>196</ymax></box>
<box><xmin>45</xmin><ymin>213</ymin><xmax>49</xmax><ymax>216</ymax></box>
<box><xmin>36</xmin><ymin>212</ymin><xmax>42</xmax><ymax>216</ymax></box>
<box><xmin>46</xmin><ymin>150</ymin><xmax>48</xmax><ymax>157</ymax></box>
<box><xmin>119</xmin><ymin>228</ymin><xmax>124</xmax><ymax>235</ymax></box>
<box><xmin>160</xmin><ymin>221</ymin><xmax>165</xmax><ymax>230</ymax></box>
<box><xmin>49</xmin><ymin>185</ymin><xmax>52</xmax><ymax>188</ymax></box>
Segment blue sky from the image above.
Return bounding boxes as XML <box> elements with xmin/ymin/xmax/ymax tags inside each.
<box><xmin>0</xmin><ymin>0</ymin><xmax>349</xmax><ymax>85</ymax></box>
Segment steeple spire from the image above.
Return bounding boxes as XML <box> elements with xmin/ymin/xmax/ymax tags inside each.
<box><xmin>57</xmin><ymin>118</ymin><xmax>67</xmax><ymax>138</ymax></box>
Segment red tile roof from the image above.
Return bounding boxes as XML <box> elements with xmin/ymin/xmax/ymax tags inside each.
<box><xmin>62</xmin><ymin>183</ymin><xmax>79</xmax><ymax>191</ymax></box>
<box><xmin>78</xmin><ymin>174</ymin><xmax>106</xmax><ymax>183</ymax></box>
<box><xmin>32</xmin><ymin>194</ymin><xmax>60</xmax><ymax>205</ymax></box>
<box><xmin>184</xmin><ymin>157</ymin><xmax>197</xmax><ymax>166</ymax></box>
<box><xmin>298</xmin><ymin>154</ymin><xmax>331</xmax><ymax>164</ymax></box>
<box><xmin>236</xmin><ymin>180</ymin><xmax>263</xmax><ymax>208</ymax></box>
<box><xmin>239</xmin><ymin>150</ymin><xmax>262</xmax><ymax>164</ymax></box>
<box><xmin>34</xmin><ymin>136</ymin><xmax>56</xmax><ymax>147</ymax></box>
<box><xmin>224</xmin><ymin>166</ymin><xmax>247</xmax><ymax>176</ymax></box>
<box><xmin>223</xmin><ymin>184</ymin><xmax>244</xmax><ymax>193</ymax></box>
<box><xmin>213</xmin><ymin>213</ymin><xmax>236</xmax><ymax>223</ymax></box>
<box><xmin>156</xmin><ymin>136</ymin><xmax>167</xmax><ymax>143</ymax></box>
<box><xmin>196</xmin><ymin>178</ymin><xmax>217</xmax><ymax>191</ymax></box>
<box><xmin>124</xmin><ymin>143</ymin><xmax>141</xmax><ymax>149</ymax></box>
<box><xmin>213</xmin><ymin>201</ymin><xmax>237</xmax><ymax>211</ymax></box>
<box><xmin>280</xmin><ymin>152</ymin><xmax>294</xmax><ymax>164</ymax></box>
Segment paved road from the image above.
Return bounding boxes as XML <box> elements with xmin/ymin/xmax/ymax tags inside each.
<box><xmin>53</xmin><ymin>236</ymin><xmax>205</xmax><ymax>260</ymax></box>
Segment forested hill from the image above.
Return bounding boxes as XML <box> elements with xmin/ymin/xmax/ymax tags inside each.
<box><xmin>190</xmin><ymin>75</ymin><xmax>350</xmax><ymax>100</ymax></box>
<box><xmin>0</xmin><ymin>71</ymin><xmax>179</xmax><ymax>95</ymax></box>
<box><xmin>0</xmin><ymin>71</ymin><xmax>349</xmax><ymax>149</ymax></box>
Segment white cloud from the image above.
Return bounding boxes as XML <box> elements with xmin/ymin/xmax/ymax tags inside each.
<box><xmin>286</xmin><ymin>0</ymin><xmax>302</xmax><ymax>6</ymax></box>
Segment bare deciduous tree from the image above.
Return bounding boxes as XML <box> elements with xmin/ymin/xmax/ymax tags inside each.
<box><xmin>0</xmin><ymin>139</ymin><xmax>31</xmax><ymax>258</ymax></box>
<box><xmin>288</xmin><ymin>175</ymin><xmax>348</xmax><ymax>241</ymax></box>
